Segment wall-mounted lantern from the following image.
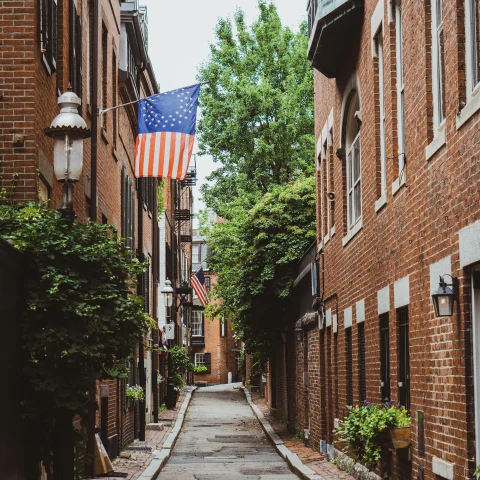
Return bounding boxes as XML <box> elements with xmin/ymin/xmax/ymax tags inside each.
<box><xmin>432</xmin><ymin>275</ymin><xmax>456</xmax><ymax>317</ymax></box>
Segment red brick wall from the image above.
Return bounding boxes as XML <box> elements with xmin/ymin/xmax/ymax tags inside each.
<box><xmin>311</xmin><ymin>0</ymin><xmax>480</xmax><ymax>477</ymax></box>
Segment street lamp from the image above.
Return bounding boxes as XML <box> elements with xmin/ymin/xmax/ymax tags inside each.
<box><xmin>161</xmin><ymin>279</ymin><xmax>174</xmax><ymax>307</ymax></box>
<box><xmin>432</xmin><ymin>275</ymin><xmax>457</xmax><ymax>317</ymax></box>
<box><xmin>295</xmin><ymin>323</ymin><xmax>303</xmax><ymax>343</ymax></box>
<box><xmin>45</xmin><ymin>88</ymin><xmax>90</xmax><ymax>220</ymax></box>
<box><xmin>161</xmin><ymin>279</ymin><xmax>176</xmax><ymax>409</ymax></box>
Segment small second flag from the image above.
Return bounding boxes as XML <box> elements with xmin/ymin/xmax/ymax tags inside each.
<box><xmin>134</xmin><ymin>83</ymin><xmax>200</xmax><ymax>180</ymax></box>
<box><xmin>190</xmin><ymin>268</ymin><xmax>208</xmax><ymax>307</ymax></box>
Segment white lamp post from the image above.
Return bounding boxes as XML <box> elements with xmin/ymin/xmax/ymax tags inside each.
<box><xmin>161</xmin><ymin>279</ymin><xmax>174</xmax><ymax>308</ymax></box>
<box><xmin>45</xmin><ymin>88</ymin><xmax>90</xmax><ymax>220</ymax></box>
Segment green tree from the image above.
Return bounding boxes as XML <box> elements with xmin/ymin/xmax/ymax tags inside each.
<box><xmin>197</xmin><ymin>1</ymin><xmax>315</xmax><ymax>361</ymax></box>
<box><xmin>197</xmin><ymin>1</ymin><xmax>314</xmax><ymax>216</ymax></box>
<box><xmin>0</xmin><ymin>202</ymin><xmax>153</xmax><ymax>474</ymax></box>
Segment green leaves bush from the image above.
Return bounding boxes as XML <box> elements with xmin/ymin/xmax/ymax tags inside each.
<box><xmin>126</xmin><ymin>385</ymin><xmax>145</xmax><ymax>401</ymax></box>
<box><xmin>193</xmin><ymin>365</ymin><xmax>208</xmax><ymax>374</ymax></box>
<box><xmin>334</xmin><ymin>402</ymin><xmax>411</xmax><ymax>470</ymax></box>
<box><xmin>0</xmin><ymin>201</ymin><xmax>150</xmax><ymax>467</ymax></box>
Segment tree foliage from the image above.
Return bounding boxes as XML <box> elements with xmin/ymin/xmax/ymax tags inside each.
<box><xmin>0</xmin><ymin>201</ymin><xmax>152</xmax><ymax>468</ymax></box>
<box><xmin>197</xmin><ymin>1</ymin><xmax>316</xmax><ymax>362</ymax></box>
<box><xmin>197</xmin><ymin>1</ymin><xmax>314</xmax><ymax>216</ymax></box>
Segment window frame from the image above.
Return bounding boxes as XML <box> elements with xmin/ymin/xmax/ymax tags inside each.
<box><xmin>375</xmin><ymin>30</ymin><xmax>387</xmax><ymax>197</ymax></box>
<box><xmin>191</xmin><ymin>310</ymin><xmax>204</xmax><ymax>337</ymax></box>
<box><xmin>398</xmin><ymin>307</ymin><xmax>410</xmax><ymax>410</ymax></box>
<box><xmin>380</xmin><ymin>313</ymin><xmax>391</xmax><ymax>401</ymax></box>
<box><xmin>466</xmin><ymin>0</ymin><xmax>480</xmax><ymax>97</ymax></box>
<box><xmin>346</xmin><ymin>133</ymin><xmax>362</xmax><ymax>229</ymax></box>
<box><xmin>431</xmin><ymin>0</ymin><xmax>446</xmax><ymax>129</ymax></box>
<box><xmin>395</xmin><ymin>1</ymin><xmax>406</xmax><ymax>168</ymax></box>
<box><xmin>194</xmin><ymin>353</ymin><xmax>206</xmax><ymax>367</ymax></box>
<box><xmin>345</xmin><ymin>326</ymin><xmax>354</xmax><ymax>407</ymax></box>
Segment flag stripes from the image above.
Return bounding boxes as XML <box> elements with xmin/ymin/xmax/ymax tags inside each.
<box><xmin>190</xmin><ymin>271</ymin><xmax>208</xmax><ymax>307</ymax></box>
<box><xmin>134</xmin><ymin>132</ymin><xmax>193</xmax><ymax>180</ymax></box>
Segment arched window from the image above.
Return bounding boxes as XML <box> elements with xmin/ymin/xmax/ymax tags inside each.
<box><xmin>345</xmin><ymin>92</ymin><xmax>361</xmax><ymax>229</ymax></box>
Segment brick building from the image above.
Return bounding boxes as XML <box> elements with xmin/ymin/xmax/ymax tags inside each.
<box><xmin>272</xmin><ymin>0</ymin><xmax>480</xmax><ymax>478</ymax></box>
<box><xmin>0</xmin><ymin>0</ymin><xmax>193</xmax><ymax>476</ymax></box>
<box><xmin>190</xmin><ymin>227</ymin><xmax>239</xmax><ymax>385</ymax></box>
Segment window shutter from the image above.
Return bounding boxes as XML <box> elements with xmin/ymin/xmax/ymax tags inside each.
<box><xmin>345</xmin><ymin>327</ymin><xmax>353</xmax><ymax>406</ymax></box>
<box><xmin>201</xmin><ymin>312</ymin><xmax>205</xmax><ymax>337</ymax></box>
<box><xmin>49</xmin><ymin>0</ymin><xmax>58</xmax><ymax>71</ymax></box>
<box><xmin>144</xmin><ymin>263</ymin><xmax>150</xmax><ymax>313</ymax></box>
<box><xmin>358</xmin><ymin>322</ymin><xmax>366</xmax><ymax>402</ymax></box>
<box><xmin>121</xmin><ymin>168</ymin><xmax>126</xmax><ymax>237</ymax></box>
<box><xmin>40</xmin><ymin>0</ymin><xmax>49</xmax><ymax>53</ymax></box>
<box><xmin>398</xmin><ymin>308</ymin><xmax>410</xmax><ymax>409</ymax></box>
<box><xmin>75</xmin><ymin>14</ymin><xmax>83</xmax><ymax>100</ymax></box>
<box><xmin>205</xmin><ymin>353</ymin><xmax>211</xmax><ymax>374</ymax></box>
<box><xmin>380</xmin><ymin>314</ymin><xmax>390</xmax><ymax>401</ymax></box>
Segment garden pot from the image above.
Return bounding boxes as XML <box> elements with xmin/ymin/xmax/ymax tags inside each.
<box><xmin>388</xmin><ymin>426</ymin><xmax>411</xmax><ymax>449</ymax></box>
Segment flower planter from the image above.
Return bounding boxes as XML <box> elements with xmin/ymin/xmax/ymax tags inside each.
<box><xmin>388</xmin><ymin>426</ymin><xmax>411</xmax><ymax>449</ymax></box>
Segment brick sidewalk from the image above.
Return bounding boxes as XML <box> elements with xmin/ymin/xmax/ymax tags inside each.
<box><xmin>105</xmin><ymin>389</ymin><xmax>189</xmax><ymax>480</ymax></box>
<box><xmin>250</xmin><ymin>393</ymin><xmax>354</xmax><ymax>480</ymax></box>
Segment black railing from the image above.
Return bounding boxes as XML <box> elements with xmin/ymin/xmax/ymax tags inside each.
<box><xmin>307</xmin><ymin>0</ymin><xmax>318</xmax><ymax>38</ymax></box>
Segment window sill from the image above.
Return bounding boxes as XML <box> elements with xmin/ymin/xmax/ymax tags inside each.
<box><xmin>342</xmin><ymin>218</ymin><xmax>363</xmax><ymax>247</ymax></box>
<box><xmin>457</xmin><ymin>89</ymin><xmax>480</xmax><ymax>129</ymax></box>
<box><xmin>317</xmin><ymin>241</ymin><xmax>324</xmax><ymax>253</ymax></box>
<box><xmin>392</xmin><ymin>172</ymin><xmax>407</xmax><ymax>196</ymax></box>
<box><xmin>112</xmin><ymin>147</ymin><xmax>120</xmax><ymax>162</ymax></box>
<box><xmin>323</xmin><ymin>233</ymin><xmax>330</xmax><ymax>245</ymax></box>
<box><xmin>425</xmin><ymin>125</ymin><xmax>446</xmax><ymax>161</ymax></box>
<box><xmin>330</xmin><ymin>225</ymin><xmax>336</xmax><ymax>237</ymax></box>
<box><xmin>101</xmin><ymin>128</ymin><xmax>110</xmax><ymax>145</ymax></box>
<box><xmin>375</xmin><ymin>194</ymin><xmax>387</xmax><ymax>213</ymax></box>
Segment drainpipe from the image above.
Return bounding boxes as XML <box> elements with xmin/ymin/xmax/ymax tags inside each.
<box><xmin>152</xmin><ymin>180</ymin><xmax>159</xmax><ymax>423</ymax></box>
<box><xmin>86</xmin><ymin>0</ymin><xmax>99</xmax><ymax>475</ymax></box>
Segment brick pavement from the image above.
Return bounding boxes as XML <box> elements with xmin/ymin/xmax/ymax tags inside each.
<box><xmin>250</xmin><ymin>392</ymin><xmax>354</xmax><ymax>480</ymax></box>
<box><xmin>105</xmin><ymin>390</ymin><xmax>187</xmax><ymax>480</ymax></box>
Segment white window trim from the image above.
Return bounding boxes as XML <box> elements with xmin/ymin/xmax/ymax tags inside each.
<box><xmin>395</xmin><ymin>1</ymin><xmax>406</xmax><ymax>172</ymax></box>
<box><xmin>342</xmin><ymin>217</ymin><xmax>363</xmax><ymax>247</ymax></box>
<box><xmin>465</xmin><ymin>0</ymin><xmax>480</xmax><ymax>98</ymax></box>
<box><xmin>431</xmin><ymin>0</ymin><xmax>445</xmax><ymax>131</ymax></box>
<box><xmin>425</xmin><ymin>121</ymin><xmax>446</xmax><ymax>161</ymax></box>
<box><xmin>191</xmin><ymin>311</ymin><xmax>203</xmax><ymax>337</ymax></box>
<box><xmin>377</xmin><ymin>33</ymin><xmax>387</xmax><ymax>198</ymax></box>
<box><xmin>346</xmin><ymin>132</ymin><xmax>362</xmax><ymax>230</ymax></box>
<box><xmin>195</xmin><ymin>353</ymin><xmax>206</xmax><ymax>366</ymax></box>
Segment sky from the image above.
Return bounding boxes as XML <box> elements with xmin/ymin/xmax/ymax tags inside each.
<box><xmin>140</xmin><ymin>0</ymin><xmax>307</xmax><ymax>223</ymax></box>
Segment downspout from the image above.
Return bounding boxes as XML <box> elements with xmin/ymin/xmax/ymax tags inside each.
<box><xmin>152</xmin><ymin>177</ymin><xmax>159</xmax><ymax>423</ymax></box>
<box><xmin>86</xmin><ymin>0</ymin><xmax>99</xmax><ymax>474</ymax></box>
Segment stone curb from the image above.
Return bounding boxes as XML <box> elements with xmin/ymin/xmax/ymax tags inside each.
<box><xmin>137</xmin><ymin>386</ymin><xmax>197</xmax><ymax>480</ymax></box>
<box><xmin>241</xmin><ymin>386</ymin><xmax>326</xmax><ymax>480</ymax></box>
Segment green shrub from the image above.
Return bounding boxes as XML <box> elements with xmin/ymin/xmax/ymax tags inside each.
<box><xmin>193</xmin><ymin>365</ymin><xmax>208</xmax><ymax>374</ymax></box>
<box><xmin>334</xmin><ymin>402</ymin><xmax>410</xmax><ymax>470</ymax></box>
<box><xmin>126</xmin><ymin>385</ymin><xmax>145</xmax><ymax>401</ymax></box>
<box><xmin>173</xmin><ymin>373</ymin><xmax>185</xmax><ymax>391</ymax></box>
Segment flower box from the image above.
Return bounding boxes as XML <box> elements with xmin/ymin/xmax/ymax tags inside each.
<box><xmin>388</xmin><ymin>426</ymin><xmax>411</xmax><ymax>449</ymax></box>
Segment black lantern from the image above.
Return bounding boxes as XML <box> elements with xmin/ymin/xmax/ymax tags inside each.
<box><xmin>432</xmin><ymin>275</ymin><xmax>456</xmax><ymax>317</ymax></box>
<box><xmin>295</xmin><ymin>323</ymin><xmax>303</xmax><ymax>343</ymax></box>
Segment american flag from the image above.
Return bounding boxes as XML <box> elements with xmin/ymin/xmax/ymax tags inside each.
<box><xmin>134</xmin><ymin>84</ymin><xmax>200</xmax><ymax>179</ymax></box>
<box><xmin>190</xmin><ymin>268</ymin><xmax>208</xmax><ymax>307</ymax></box>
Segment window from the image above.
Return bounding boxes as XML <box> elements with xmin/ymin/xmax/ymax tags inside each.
<box><xmin>431</xmin><ymin>0</ymin><xmax>445</xmax><ymax>128</ymax></box>
<box><xmin>398</xmin><ymin>307</ymin><xmax>410</xmax><ymax>409</ymax></box>
<box><xmin>328</xmin><ymin>138</ymin><xmax>335</xmax><ymax>229</ymax></box>
<box><xmin>112</xmin><ymin>50</ymin><xmax>118</xmax><ymax>150</ymax></box>
<box><xmin>194</xmin><ymin>353</ymin><xmax>205</xmax><ymax>367</ymax></box>
<box><xmin>205</xmin><ymin>276</ymin><xmax>211</xmax><ymax>292</ymax></box>
<box><xmin>121</xmin><ymin>167</ymin><xmax>136</xmax><ymax>254</ymax></box>
<box><xmin>40</xmin><ymin>0</ymin><xmax>58</xmax><ymax>74</ymax></box>
<box><xmin>87</xmin><ymin>0</ymin><xmax>93</xmax><ymax>106</ymax></box>
<box><xmin>395</xmin><ymin>1</ymin><xmax>406</xmax><ymax>170</ymax></box>
<box><xmin>380</xmin><ymin>314</ymin><xmax>391</xmax><ymax>401</ymax></box>
<box><xmin>375</xmin><ymin>31</ymin><xmax>387</xmax><ymax>197</ymax></box>
<box><xmin>466</xmin><ymin>0</ymin><xmax>480</xmax><ymax>96</ymax></box>
<box><xmin>322</xmin><ymin>140</ymin><xmax>328</xmax><ymax>239</ymax></box>
<box><xmin>345</xmin><ymin>93</ymin><xmax>361</xmax><ymax>229</ymax></box>
<box><xmin>191</xmin><ymin>311</ymin><xmax>203</xmax><ymax>337</ymax></box>
<box><xmin>102</xmin><ymin>24</ymin><xmax>108</xmax><ymax>130</ymax></box>
<box><xmin>345</xmin><ymin>327</ymin><xmax>353</xmax><ymax>406</ymax></box>
<box><xmin>143</xmin><ymin>260</ymin><xmax>150</xmax><ymax>314</ymax></box>
<box><xmin>192</xmin><ymin>245</ymin><xmax>200</xmax><ymax>264</ymax></box>
<box><xmin>358</xmin><ymin>322</ymin><xmax>366</xmax><ymax>403</ymax></box>
<box><xmin>38</xmin><ymin>177</ymin><xmax>50</xmax><ymax>202</ymax></box>
<box><xmin>220</xmin><ymin>316</ymin><xmax>226</xmax><ymax>337</ymax></box>
<box><xmin>69</xmin><ymin>4</ymin><xmax>82</xmax><ymax>100</ymax></box>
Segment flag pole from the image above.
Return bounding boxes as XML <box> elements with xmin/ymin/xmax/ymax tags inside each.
<box><xmin>98</xmin><ymin>81</ymin><xmax>210</xmax><ymax>117</ymax></box>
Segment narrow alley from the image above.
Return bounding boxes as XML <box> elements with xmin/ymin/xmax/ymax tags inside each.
<box><xmin>160</xmin><ymin>384</ymin><xmax>299</xmax><ymax>479</ymax></box>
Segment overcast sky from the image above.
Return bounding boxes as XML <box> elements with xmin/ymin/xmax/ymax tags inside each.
<box><xmin>140</xmin><ymin>0</ymin><xmax>307</xmax><ymax>222</ymax></box>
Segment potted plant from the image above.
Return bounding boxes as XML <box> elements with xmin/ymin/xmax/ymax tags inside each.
<box><xmin>334</xmin><ymin>401</ymin><xmax>411</xmax><ymax>470</ymax></box>
<box><xmin>126</xmin><ymin>384</ymin><xmax>145</xmax><ymax>403</ymax></box>
<box><xmin>193</xmin><ymin>365</ymin><xmax>208</xmax><ymax>374</ymax></box>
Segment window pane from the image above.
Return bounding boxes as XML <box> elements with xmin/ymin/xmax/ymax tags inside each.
<box><xmin>347</xmin><ymin>151</ymin><xmax>352</xmax><ymax>193</ymax></box>
<box><xmin>353</xmin><ymin>138</ymin><xmax>361</xmax><ymax>183</ymax></box>
<box><xmin>354</xmin><ymin>182</ymin><xmax>361</xmax><ymax>223</ymax></box>
<box><xmin>438</xmin><ymin>25</ymin><xmax>445</xmax><ymax>122</ymax></box>
<box><xmin>192</xmin><ymin>311</ymin><xmax>203</xmax><ymax>336</ymax></box>
<box><xmin>195</xmin><ymin>353</ymin><xmax>205</xmax><ymax>366</ymax></box>
<box><xmin>348</xmin><ymin>191</ymin><xmax>353</xmax><ymax>227</ymax></box>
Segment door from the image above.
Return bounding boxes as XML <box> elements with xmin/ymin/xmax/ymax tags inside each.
<box><xmin>145</xmin><ymin>351</ymin><xmax>152</xmax><ymax>423</ymax></box>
